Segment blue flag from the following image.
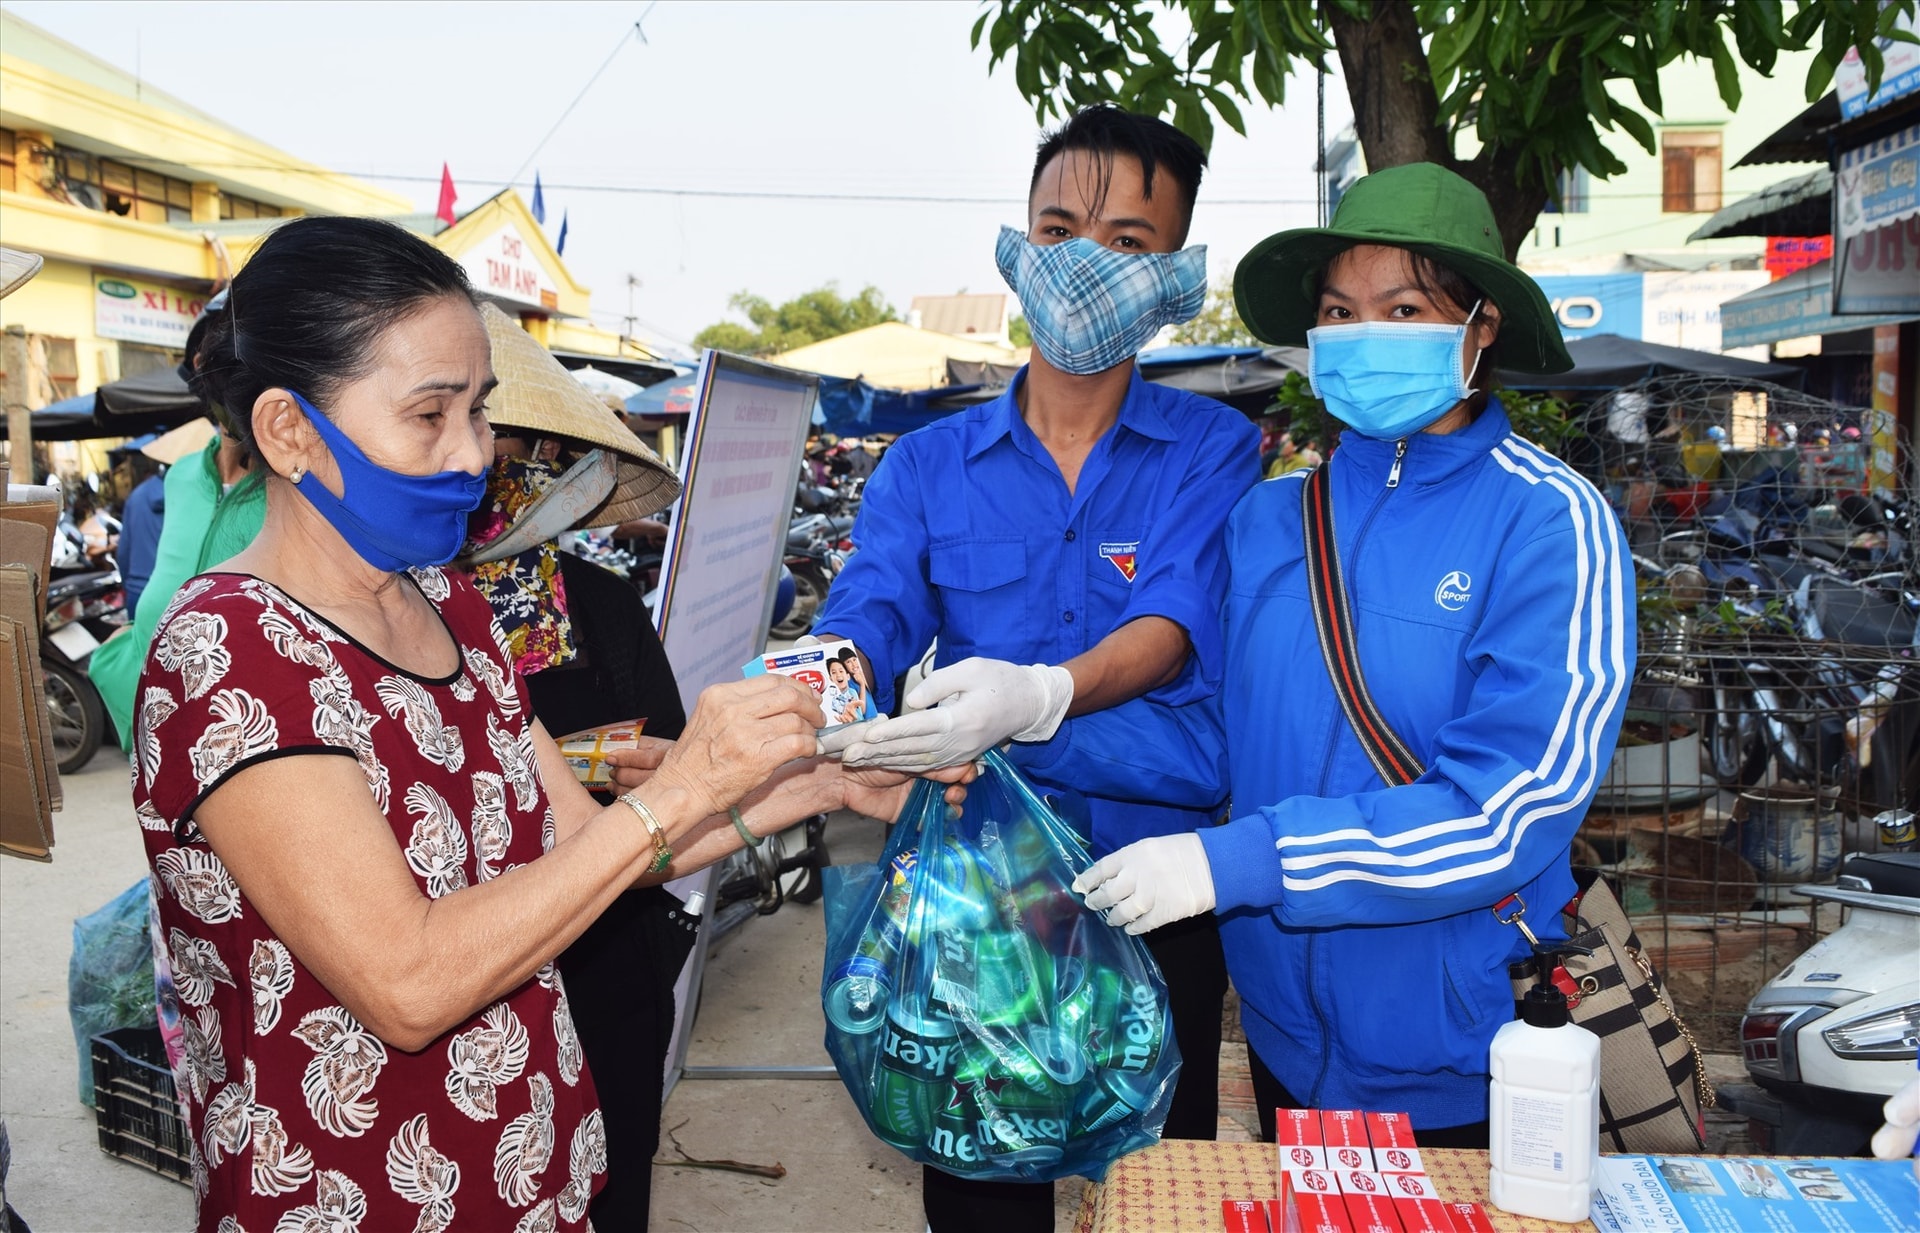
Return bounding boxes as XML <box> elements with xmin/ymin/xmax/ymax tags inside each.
<box><xmin>556</xmin><ymin>209</ymin><xmax>569</xmax><ymax>256</ymax></box>
<box><xmin>531</xmin><ymin>173</ymin><xmax>546</xmax><ymax>225</ymax></box>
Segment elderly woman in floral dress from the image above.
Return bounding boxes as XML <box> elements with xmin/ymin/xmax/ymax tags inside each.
<box><xmin>136</xmin><ymin>215</ymin><xmax>943</xmax><ymax>1233</ymax></box>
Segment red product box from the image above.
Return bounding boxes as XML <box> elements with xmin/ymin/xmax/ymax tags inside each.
<box><xmin>1442</xmin><ymin>1202</ymin><xmax>1498</xmax><ymax>1233</ymax></box>
<box><xmin>1270</xmin><ymin>1192</ymin><xmax>1352</xmax><ymax>1233</ymax></box>
<box><xmin>1363</xmin><ymin>1112</ymin><xmax>1425</xmax><ymax>1176</ymax></box>
<box><xmin>1340</xmin><ymin>1190</ymin><xmax>1403</xmax><ymax>1233</ymax></box>
<box><xmin>1389</xmin><ymin>1198</ymin><xmax>1456</xmax><ymax>1233</ymax></box>
<box><xmin>1276</xmin><ymin>1107</ymin><xmax>1330</xmax><ymax>1175</ymax></box>
<box><xmin>1320</xmin><ymin>1109</ymin><xmax>1376</xmax><ymax>1172</ymax></box>
<box><xmin>1224</xmin><ymin>1198</ymin><xmax>1272</xmax><ymax>1233</ymax></box>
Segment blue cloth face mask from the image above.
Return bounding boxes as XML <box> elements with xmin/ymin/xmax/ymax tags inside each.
<box><xmin>995</xmin><ymin>226</ymin><xmax>1208</xmax><ymax>375</ymax></box>
<box><xmin>288</xmin><ymin>390</ymin><xmax>488</xmax><ymax>572</ymax></box>
<box><xmin>1307</xmin><ymin>303</ymin><xmax>1484</xmax><ymax>440</ymax></box>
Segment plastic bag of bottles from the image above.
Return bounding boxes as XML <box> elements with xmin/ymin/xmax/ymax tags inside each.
<box><xmin>820</xmin><ymin>751</ymin><xmax>1181</xmax><ymax>1183</ymax></box>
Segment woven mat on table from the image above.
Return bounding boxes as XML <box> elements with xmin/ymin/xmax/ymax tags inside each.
<box><xmin>1073</xmin><ymin>1141</ymin><xmax>1597</xmax><ymax>1232</ymax></box>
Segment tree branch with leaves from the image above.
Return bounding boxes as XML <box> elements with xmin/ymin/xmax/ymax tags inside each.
<box><xmin>971</xmin><ymin>0</ymin><xmax>1918</xmax><ymax>258</ymax></box>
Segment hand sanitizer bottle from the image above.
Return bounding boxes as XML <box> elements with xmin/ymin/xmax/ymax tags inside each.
<box><xmin>1489</xmin><ymin>982</ymin><xmax>1601</xmax><ymax>1222</ymax></box>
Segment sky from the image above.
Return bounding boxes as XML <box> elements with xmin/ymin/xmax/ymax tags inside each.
<box><xmin>5</xmin><ymin>0</ymin><xmax>1351</xmax><ymax>358</ymax></box>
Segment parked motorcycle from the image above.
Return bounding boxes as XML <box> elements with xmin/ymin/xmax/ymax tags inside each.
<box><xmin>42</xmin><ymin>568</ymin><xmax>125</xmax><ymax>773</ymax></box>
<box><xmin>1729</xmin><ymin>842</ymin><xmax>1920</xmax><ymax>1156</ymax></box>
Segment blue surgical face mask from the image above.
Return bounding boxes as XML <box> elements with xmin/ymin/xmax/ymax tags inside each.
<box><xmin>288</xmin><ymin>390</ymin><xmax>488</xmax><ymax>572</ymax></box>
<box><xmin>995</xmin><ymin>226</ymin><xmax>1208</xmax><ymax>375</ymax></box>
<box><xmin>1307</xmin><ymin>302</ymin><xmax>1485</xmax><ymax>440</ymax></box>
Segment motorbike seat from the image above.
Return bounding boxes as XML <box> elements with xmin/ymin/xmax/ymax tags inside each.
<box><xmin>1839</xmin><ymin>852</ymin><xmax>1920</xmax><ymax>899</ymax></box>
<box><xmin>1810</xmin><ymin>578</ymin><xmax>1918</xmax><ymax>647</ymax></box>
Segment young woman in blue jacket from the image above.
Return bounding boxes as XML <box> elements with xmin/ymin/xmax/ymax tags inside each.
<box><xmin>1076</xmin><ymin>163</ymin><xmax>1634</xmax><ymax>1146</ymax></box>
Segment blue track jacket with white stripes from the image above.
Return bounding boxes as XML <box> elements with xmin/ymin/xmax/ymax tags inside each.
<box><xmin>1198</xmin><ymin>399</ymin><xmax>1634</xmax><ymax>1129</ymax></box>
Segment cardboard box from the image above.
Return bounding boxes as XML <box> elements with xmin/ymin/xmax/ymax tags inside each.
<box><xmin>1441</xmin><ymin>1202</ymin><xmax>1497</xmax><ymax>1233</ymax></box>
<box><xmin>1320</xmin><ymin>1109</ymin><xmax>1375</xmax><ymax>1172</ymax></box>
<box><xmin>1377</xmin><ymin>1173</ymin><xmax>1451</xmax><ymax>1233</ymax></box>
<box><xmin>1276</xmin><ymin>1107</ymin><xmax>1329</xmax><ymax>1176</ymax></box>
<box><xmin>1223</xmin><ymin>1198</ymin><xmax>1271</xmax><ymax>1233</ymax></box>
<box><xmin>1339</xmin><ymin>1190</ymin><xmax>1402</xmax><ymax>1233</ymax></box>
<box><xmin>555</xmin><ymin>720</ymin><xmax>647</xmax><ymax>787</ymax></box>
<box><xmin>743</xmin><ymin>641</ymin><xmax>879</xmax><ymax>724</ymax></box>
<box><xmin>1270</xmin><ymin>1190</ymin><xmax>1351</xmax><ymax>1233</ymax></box>
<box><xmin>1363</xmin><ymin>1112</ymin><xmax>1425</xmax><ymax>1176</ymax></box>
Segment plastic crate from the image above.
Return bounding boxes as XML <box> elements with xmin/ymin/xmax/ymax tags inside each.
<box><xmin>89</xmin><ymin>1025</ymin><xmax>191</xmax><ymax>1184</ymax></box>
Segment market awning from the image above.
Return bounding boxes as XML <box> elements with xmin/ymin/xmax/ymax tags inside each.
<box><xmin>1495</xmin><ymin>333</ymin><xmax>1805</xmax><ymax>392</ymax></box>
<box><xmin>1719</xmin><ymin>258</ymin><xmax>1920</xmax><ymax>349</ymax></box>
<box><xmin>1688</xmin><ymin>169</ymin><xmax>1832</xmax><ymax>241</ymax></box>
<box><xmin>26</xmin><ymin>369</ymin><xmax>206</xmax><ymax>440</ymax></box>
<box><xmin>1734</xmin><ymin>92</ymin><xmax>1840</xmax><ymax>167</ymax></box>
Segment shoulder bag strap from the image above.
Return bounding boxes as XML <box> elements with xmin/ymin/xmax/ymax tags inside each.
<box><xmin>1300</xmin><ymin>465</ymin><xmax>1426</xmax><ymax>787</ymax></box>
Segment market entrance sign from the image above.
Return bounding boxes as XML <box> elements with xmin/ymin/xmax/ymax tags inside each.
<box><xmin>459</xmin><ymin>223</ymin><xmax>560</xmax><ymax>312</ymax></box>
<box><xmin>94</xmin><ymin>272</ymin><xmax>205</xmax><ymax>348</ymax></box>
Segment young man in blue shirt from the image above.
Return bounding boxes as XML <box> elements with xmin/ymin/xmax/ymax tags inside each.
<box><xmin>815</xmin><ymin>105</ymin><xmax>1259</xmax><ymax>1232</ymax></box>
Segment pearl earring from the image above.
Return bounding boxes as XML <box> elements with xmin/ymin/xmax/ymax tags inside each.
<box><xmin>289</xmin><ymin>465</ymin><xmax>306</xmax><ymax>483</ymax></box>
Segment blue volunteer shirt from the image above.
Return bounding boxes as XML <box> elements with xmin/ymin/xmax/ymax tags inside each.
<box><xmin>816</xmin><ymin>365</ymin><xmax>1259</xmax><ymax>857</ymax></box>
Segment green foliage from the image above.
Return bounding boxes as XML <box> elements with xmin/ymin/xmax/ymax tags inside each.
<box><xmin>971</xmin><ymin>1</ymin><xmax>1917</xmax><ymax>239</ymax></box>
<box><xmin>1266</xmin><ymin>370</ymin><xmax>1334</xmax><ymax>451</ymax></box>
<box><xmin>1171</xmin><ymin>278</ymin><xmax>1255</xmax><ymax>346</ymax></box>
<box><xmin>693</xmin><ymin>283</ymin><xmax>899</xmax><ymax>356</ymax></box>
<box><xmin>1263</xmin><ymin>375</ymin><xmax>1581</xmax><ymax>458</ymax></box>
<box><xmin>1493</xmin><ymin>386</ymin><xmax>1582</xmax><ymax>455</ymax></box>
<box><xmin>1009</xmin><ymin>313</ymin><xmax>1033</xmax><ymax>347</ymax></box>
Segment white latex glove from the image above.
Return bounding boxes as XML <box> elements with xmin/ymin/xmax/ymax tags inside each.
<box><xmin>1072</xmin><ymin>832</ymin><xmax>1215</xmax><ymax>936</ymax></box>
<box><xmin>1871</xmin><ymin>1075</ymin><xmax>1920</xmax><ymax>1181</ymax></box>
<box><xmin>838</xmin><ymin>657</ymin><xmax>1074</xmax><ymax>772</ymax></box>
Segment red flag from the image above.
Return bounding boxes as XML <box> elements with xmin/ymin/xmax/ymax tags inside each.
<box><xmin>436</xmin><ymin>163</ymin><xmax>458</xmax><ymax>226</ymax></box>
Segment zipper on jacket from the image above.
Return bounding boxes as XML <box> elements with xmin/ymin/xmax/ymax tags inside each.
<box><xmin>1305</xmin><ymin>935</ymin><xmax>1333</xmax><ymax>1106</ymax></box>
<box><xmin>1385</xmin><ymin>438</ymin><xmax>1408</xmax><ymax>488</ymax></box>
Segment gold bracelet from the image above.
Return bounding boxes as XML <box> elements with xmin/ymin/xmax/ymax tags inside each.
<box><xmin>618</xmin><ymin>791</ymin><xmax>674</xmax><ymax>874</ymax></box>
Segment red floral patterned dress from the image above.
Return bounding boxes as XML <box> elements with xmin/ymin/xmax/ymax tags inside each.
<box><xmin>133</xmin><ymin>567</ymin><xmax>605</xmax><ymax>1233</ymax></box>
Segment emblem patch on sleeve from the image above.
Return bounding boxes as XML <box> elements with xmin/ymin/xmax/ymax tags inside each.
<box><xmin>1099</xmin><ymin>541</ymin><xmax>1139</xmax><ymax>582</ymax></box>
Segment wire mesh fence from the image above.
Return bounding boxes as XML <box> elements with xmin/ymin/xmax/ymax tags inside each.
<box><xmin>1575</xmin><ymin>373</ymin><xmax>1915</xmax><ymax>1052</ymax></box>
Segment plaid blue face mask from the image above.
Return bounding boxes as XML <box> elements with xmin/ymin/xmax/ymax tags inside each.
<box><xmin>995</xmin><ymin>226</ymin><xmax>1208</xmax><ymax>375</ymax></box>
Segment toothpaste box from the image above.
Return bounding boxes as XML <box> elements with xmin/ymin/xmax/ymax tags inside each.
<box><xmin>1379</xmin><ymin>1173</ymin><xmax>1452</xmax><ymax>1233</ymax></box>
<box><xmin>1223</xmin><ymin>1198</ymin><xmax>1271</xmax><ymax>1233</ymax></box>
<box><xmin>1338</xmin><ymin>1186</ymin><xmax>1402</xmax><ymax>1233</ymax></box>
<box><xmin>1276</xmin><ymin>1107</ymin><xmax>1329</xmax><ymax>1177</ymax></box>
<box><xmin>1441</xmin><ymin>1202</ymin><xmax>1498</xmax><ymax>1233</ymax></box>
<box><xmin>742</xmin><ymin>641</ymin><xmax>879</xmax><ymax>724</ymax></box>
<box><xmin>1320</xmin><ymin>1109</ymin><xmax>1376</xmax><ymax>1173</ymax></box>
<box><xmin>1364</xmin><ymin>1111</ymin><xmax>1425</xmax><ymax>1176</ymax></box>
<box><xmin>1270</xmin><ymin>1180</ymin><xmax>1352</xmax><ymax>1233</ymax></box>
<box><xmin>556</xmin><ymin>720</ymin><xmax>646</xmax><ymax>787</ymax></box>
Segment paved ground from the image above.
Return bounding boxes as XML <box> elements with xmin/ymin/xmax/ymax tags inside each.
<box><xmin>1</xmin><ymin>746</ymin><xmax>1751</xmax><ymax>1232</ymax></box>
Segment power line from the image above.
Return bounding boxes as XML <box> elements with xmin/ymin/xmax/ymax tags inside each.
<box><xmin>507</xmin><ymin>10</ymin><xmax>650</xmax><ymax>189</ymax></box>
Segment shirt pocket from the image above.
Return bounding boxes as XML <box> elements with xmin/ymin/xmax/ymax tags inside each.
<box><xmin>929</xmin><ymin>536</ymin><xmax>1027</xmax><ymax>649</ymax></box>
<box><xmin>1085</xmin><ymin>528</ymin><xmax>1148</xmax><ymax>596</ymax></box>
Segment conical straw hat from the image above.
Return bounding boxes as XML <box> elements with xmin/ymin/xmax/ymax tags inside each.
<box><xmin>479</xmin><ymin>302</ymin><xmax>680</xmax><ymax>525</ymax></box>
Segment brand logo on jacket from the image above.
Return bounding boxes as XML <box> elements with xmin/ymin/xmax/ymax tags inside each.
<box><xmin>1434</xmin><ymin>570</ymin><xmax>1472</xmax><ymax>611</ymax></box>
<box><xmin>1099</xmin><ymin>541</ymin><xmax>1139</xmax><ymax>582</ymax></box>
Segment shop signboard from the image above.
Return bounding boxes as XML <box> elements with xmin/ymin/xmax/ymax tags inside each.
<box><xmin>1720</xmin><ymin>259</ymin><xmax>1918</xmax><ymax>349</ymax></box>
<box><xmin>1641</xmin><ymin>270</ymin><xmax>1770</xmax><ymax>353</ymax></box>
<box><xmin>1833</xmin><ymin>215</ymin><xmax>1920</xmax><ymax>316</ymax></box>
<box><xmin>1836</xmin><ymin>122</ymin><xmax>1919</xmax><ymax>243</ymax></box>
<box><xmin>1765</xmin><ymin>236</ymin><xmax>1832</xmax><ymax>280</ymax></box>
<box><xmin>457</xmin><ymin>222</ymin><xmax>560</xmax><ymax>313</ymax></box>
<box><xmin>1869</xmin><ymin>327</ymin><xmax>1901</xmax><ymax>495</ymax></box>
<box><xmin>1528</xmin><ymin>273</ymin><xmax>1642</xmax><ymax>341</ymax></box>
<box><xmin>1835</xmin><ymin>5</ymin><xmax>1920</xmax><ymax>120</ymax></box>
<box><xmin>93</xmin><ymin>272</ymin><xmax>206</xmax><ymax>349</ymax></box>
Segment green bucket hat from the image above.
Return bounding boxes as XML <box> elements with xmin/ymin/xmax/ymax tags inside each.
<box><xmin>1234</xmin><ymin>163</ymin><xmax>1573</xmax><ymax>374</ymax></box>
